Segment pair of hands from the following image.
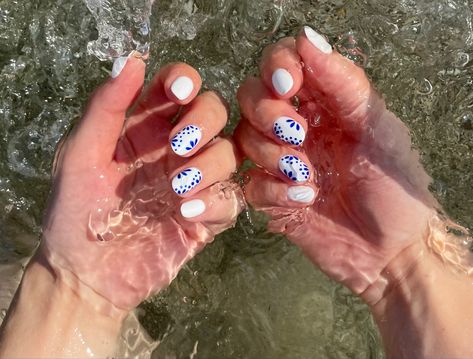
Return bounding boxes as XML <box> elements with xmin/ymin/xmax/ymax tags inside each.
<box><xmin>41</xmin><ymin>27</ymin><xmax>436</xmax><ymax>315</ymax></box>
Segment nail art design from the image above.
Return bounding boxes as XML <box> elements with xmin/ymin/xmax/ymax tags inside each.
<box><xmin>273</xmin><ymin>117</ymin><xmax>306</xmax><ymax>146</ymax></box>
<box><xmin>181</xmin><ymin>199</ymin><xmax>206</xmax><ymax>218</ymax></box>
<box><xmin>170</xmin><ymin>125</ymin><xmax>202</xmax><ymax>156</ymax></box>
<box><xmin>279</xmin><ymin>155</ymin><xmax>310</xmax><ymax>183</ymax></box>
<box><xmin>171</xmin><ymin>76</ymin><xmax>194</xmax><ymax>100</ymax></box>
<box><xmin>288</xmin><ymin>186</ymin><xmax>315</xmax><ymax>203</ymax></box>
<box><xmin>304</xmin><ymin>26</ymin><xmax>333</xmax><ymax>54</ymax></box>
<box><xmin>272</xmin><ymin>68</ymin><xmax>294</xmax><ymax>95</ymax></box>
<box><xmin>172</xmin><ymin>167</ymin><xmax>203</xmax><ymax>195</ymax></box>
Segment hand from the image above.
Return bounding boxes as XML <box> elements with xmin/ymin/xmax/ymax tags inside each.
<box><xmin>235</xmin><ymin>27</ymin><xmax>437</xmax><ymax>301</ymax></box>
<box><xmin>41</xmin><ymin>56</ymin><xmax>243</xmax><ymax>313</ymax></box>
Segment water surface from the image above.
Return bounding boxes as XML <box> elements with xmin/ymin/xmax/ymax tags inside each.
<box><xmin>1</xmin><ymin>0</ymin><xmax>472</xmax><ymax>357</ymax></box>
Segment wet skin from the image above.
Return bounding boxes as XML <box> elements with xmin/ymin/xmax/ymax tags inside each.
<box><xmin>42</xmin><ymin>59</ymin><xmax>243</xmax><ymax>311</ymax></box>
<box><xmin>236</xmin><ymin>28</ymin><xmax>437</xmax><ymax>301</ymax></box>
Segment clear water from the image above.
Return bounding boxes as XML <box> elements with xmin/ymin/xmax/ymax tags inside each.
<box><xmin>1</xmin><ymin>0</ymin><xmax>473</xmax><ymax>357</ymax></box>
<box><xmin>84</xmin><ymin>0</ymin><xmax>153</xmax><ymax>60</ymax></box>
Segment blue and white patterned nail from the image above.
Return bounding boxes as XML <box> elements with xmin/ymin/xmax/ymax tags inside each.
<box><xmin>273</xmin><ymin>117</ymin><xmax>306</xmax><ymax>146</ymax></box>
<box><xmin>172</xmin><ymin>167</ymin><xmax>203</xmax><ymax>195</ymax></box>
<box><xmin>170</xmin><ymin>125</ymin><xmax>202</xmax><ymax>156</ymax></box>
<box><xmin>279</xmin><ymin>155</ymin><xmax>310</xmax><ymax>183</ymax></box>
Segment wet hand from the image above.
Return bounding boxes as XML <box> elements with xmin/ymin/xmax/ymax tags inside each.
<box><xmin>235</xmin><ymin>27</ymin><xmax>437</xmax><ymax>300</ymax></box>
<box><xmin>41</xmin><ymin>56</ymin><xmax>243</xmax><ymax>312</ymax></box>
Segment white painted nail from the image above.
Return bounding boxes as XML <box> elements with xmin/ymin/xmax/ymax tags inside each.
<box><xmin>171</xmin><ymin>76</ymin><xmax>194</xmax><ymax>100</ymax></box>
<box><xmin>288</xmin><ymin>186</ymin><xmax>315</xmax><ymax>203</ymax></box>
<box><xmin>279</xmin><ymin>155</ymin><xmax>310</xmax><ymax>183</ymax></box>
<box><xmin>273</xmin><ymin>117</ymin><xmax>306</xmax><ymax>146</ymax></box>
<box><xmin>111</xmin><ymin>55</ymin><xmax>130</xmax><ymax>78</ymax></box>
<box><xmin>170</xmin><ymin>125</ymin><xmax>202</xmax><ymax>156</ymax></box>
<box><xmin>172</xmin><ymin>167</ymin><xmax>203</xmax><ymax>195</ymax></box>
<box><xmin>181</xmin><ymin>199</ymin><xmax>206</xmax><ymax>218</ymax></box>
<box><xmin>304</xmin><ymin>26</ymin><xmax>333</xmax><ymax>54</ymax></box>
<box><xmin>272</xmin><ymin>68</ymin><xmax>294</xmax><ymax>96</ymax></box>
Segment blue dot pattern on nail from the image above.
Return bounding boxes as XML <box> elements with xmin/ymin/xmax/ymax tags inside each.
<box><xmin>172</xmin><ymin>167</ymin><xmax>203</xmax><ymax>195</ymax></box>
<box><xmin>273</xmin><ymin>117</ymin><xmax>306</xmax><ymax>146</ymax></box>
<box><xmin>279</xmin><ymin>155</ymin><xmax>310</xmax><ymax>183</ymax></box>
<box><xmin>170</xmin><ymin>125</ymin><xmax>202</xmax><ymax>156</ymax></box>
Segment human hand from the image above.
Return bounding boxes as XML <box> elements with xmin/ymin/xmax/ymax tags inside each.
<box><xmin>41</xmin><ymin>56</ymin><xmax>243</xmax><ymax>313</ymax></box>
<box><xmin>235</xmin><ymin>27</ymin><xmax>437</xmax><ymax>301</ymax></box>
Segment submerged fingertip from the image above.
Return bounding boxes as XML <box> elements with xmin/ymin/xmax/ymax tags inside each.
<box><xmin>111</xmin><ymin>56</ymin><xmax>129</xmax><ymax>79</ymax></box>
<box><xmin>272</xmin><ymin>68</ymin><xmax>294</xmax><ymax>96</ymax></box>
<box><xmin>181</xmin><ymin>199</ymin><xmax>206</xmax><ymax>219</ymax></box>
<box><xmin>111</xmin><ymin>51</ymin><xmax>146</xmax><ymax>79</ymax></box>
<box><xmin>302</xmin><ymin>26</ymin><xmax>333</xmax><ymax>55</ymax></box>
<box><xmin>287</xmin><ymin>186</ymin><xmax>316</xmax><ymax>204</ymax></box>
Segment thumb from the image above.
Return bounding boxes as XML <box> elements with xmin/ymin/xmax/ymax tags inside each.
<box><xmin>69</xmin><ymin>54</ymin><xmax>146</xmax><ymax>165</ymax></box>
<box><xmin>296</xmin><ymin>27</ymin><xmax>380</xmax><ymax>136</ymax></box>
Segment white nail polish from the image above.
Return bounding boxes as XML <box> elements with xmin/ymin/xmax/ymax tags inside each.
<box><xmin>171</xmin><ymin>76</ymin><xmax>194</xmax><ymax>100</ymax></box>
<box><xmin>170</xmin><ymin>125</ymin><xmax>202</xmax><ymax>156</ymax></box>
<box><xmin>272</xmin><ymin>68</ymin><xmax>294</xmax><ymax>96</ymax></box>
<box><xmin>111</xmin><ymin>56</ymin><xmax>129</xmax><ymax>78</ymax></box>
<box><xmin>274</xmin><ymin>117</ymin><xmax>306</xmax><ymax>146</ymax></box>
<box><xmin>288</xmin><ymin>186</ymin><xmax>315</xmax><ymax>203</ymax></box>
<box><xmin>279</xmin><ymin>155</ymin><xmax>310</xmax><ymax>183</ymax></box>
<box><xmin>172</xmin><ymin>167</ymin><xmax>203</xmax><ymax>195</ymax></box>
<box><xmin>181</xmin><ymin>199</ymin><xmax>206</xmax><ymax>218</ymax></box>
<box><xmin>304</xmin><ymin>26</ymin><xmax>333</xmax><ymax>54</ymax></box>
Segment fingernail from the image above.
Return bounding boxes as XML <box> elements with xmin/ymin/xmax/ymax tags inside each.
<box><xmin>172</xmin><ymin>167</ymin><xmax>203</xmax><ymax>195</ymax></box>
<box><xmin>272</xmin><ymin>68</ymin><xmax>294</xmax><ymax>96</ymax></box>
<box><xmin>274</xmin><ymin>117</ymin><xmax>306</xmax><ymax>146</ymax></box>
<box><xmin>111</xmin><ymin>56</ymin><xmax>129</xmax><ymax>78</ymax></box>
<box><xmin>171</xmin><ymin>76</ymin><xmax>194</xmax><ymax>100</ymax></box>
<box><xmin>181</xmin><ymin>199</ymin><xmax>206</xmax><ymax>218</ymax></box>
<box><xmin>279</xmin><ymin>155</ymin><xmax>310</xmax><ymax>183</ymax></box>
<box><xmin>304</xmin><ymin>26</ymin><xmax>333</xmax><ymax>54</ymax></box>
<box><xmin>288</xmin><ymin>186</ymin><xmax>315</xmax><ymax>203</ymax></box>
<box><xmin>170</xmin><ymin>125</ymin><xmax>202</xmax><ymax>156</ymax></box>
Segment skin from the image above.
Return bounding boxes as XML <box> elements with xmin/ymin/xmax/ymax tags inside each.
<box><xmin>1</xmin><ymin>27</ymin><xmax>473</xmax><ymax>359</ymax></box>
<box><xmin>236</xmin><ymin>29</ymin><xmax>473</xmax><ymax>358</ymax></box>
<box><xmin>0</xmin><ymin>58</ymin><xmax>243</xmax><ymax>357</ymax></box>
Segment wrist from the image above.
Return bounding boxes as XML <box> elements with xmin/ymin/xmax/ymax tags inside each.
<box><xmin>364</xmin><ymin>216</ymin><xmax>473</xmax><ymax>358</ymax></box>
<box><xmin>0</xmin><ymin>251</ymin><xmax>127</xmax><ymax>357</ymax></box>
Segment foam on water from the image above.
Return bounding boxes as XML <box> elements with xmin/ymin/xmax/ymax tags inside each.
<box><xmin>84</xmin><ymin>0</ymin><xmax>154</xmax><ymax>60</ymax></box>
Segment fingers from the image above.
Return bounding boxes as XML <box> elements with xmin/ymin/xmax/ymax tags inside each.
<box><xmin>178</xmin><ymin>182</ymin><xmax>243</xmax><ymax>226</ymax></box>
<box><xmin>71</xmin><ymin>55</ymin><xmax>146</xmax><ymax>165</ymax></box>
<box><xmin>237</xmin><ymin>77</ymin><xmax>307</xmax><ymax>147</ymax></box>
<box><xmin>296</xmin><ymin>26</ymin><xmax>375</xmax><ymax>133</ymax></box>
<box><xmin>260</xmin><ymin>38</ymin><xmax>304</xmax><ymax>99</ymax></box>
<box><xmin>169</xmin><ymin>138</ymin><xmax>238</xmax><ymax>197</ymax></box>
<box><xmin>235</xmin><ymin>120</ymin><xmax>313</xmax><ymax>184</ymax></box>
<box><xmin>135</xmin><ymin>63</ymin><xmax>202</xmax><ymax>118</ymax></box>
<box><xmin>169</xmin><ymin>92</ymin><xmax>228</xmax><ymax>157</ymax></box>
<box><xmin>118</xmin><ymin>63</ymin><xmax>203</xmax><ymax>163</ymax></box>
<box><xmin>244</xmin><ymin>169</ymin><xmax>317</xmax><ymax>209</ymax></box>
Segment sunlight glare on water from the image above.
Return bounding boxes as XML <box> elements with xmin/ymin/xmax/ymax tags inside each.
<box><xmin>0</xmin><ymin>0</ymin><xmax>473</xmax><ymax>357</ymax></box>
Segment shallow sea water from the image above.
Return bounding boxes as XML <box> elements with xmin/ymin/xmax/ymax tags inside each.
<box><xmin>1</xmin><ymin>0</ymin><xmax>473</xmax><ymax>357</ymax></box>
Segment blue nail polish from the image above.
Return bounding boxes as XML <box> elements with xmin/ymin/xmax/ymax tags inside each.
<box><xmin>279</xmin><ymin>155</ymin><xmax>310</xmax><ymax>182</ymax></box>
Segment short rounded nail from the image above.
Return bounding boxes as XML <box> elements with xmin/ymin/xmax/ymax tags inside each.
<box><xmin>288</xmin><ymin>186</ymin><xmax>315</xmax><ymax>203</ymax></box>
<box><xmin>171</xmin><ymin>125</ymin><xmax>202</xmax><ymax>156</ymax></box>
<box><xmin>111</xmin><ymin>56</ymin><xmax>129</xmax><ymax>78</ymax></box>
<box><xmin>279</xmin><ymin>155</ymin><xmax>310</xmax><ymax>183</ymax></box>
<box><xmin>272</xmin><ymin>68</ymin><xmax>294</xmax><ymax>96</ymax></box>
<box><xmin>181</xmin><ymin>199</ymin><xmax>206</xmax><ymax>218</ymax></box>
<box><xmin>273</xmin><ymin>117</ymin><xmax>306</xmax><ymax>146</ymax></box>
<box><xmin>304</xmin><ymin>26</ymin><xmax>332</xmax><ymax>54</ymax></box>
<box><xmin>171</xmin><ymin>76</ymin><xmax>194</xmax><ymax>100</ymax></box>
<box><xmin>172</xmin><ymin>167</ymin><xmax>203</xmax><ymax>195</ymax></box>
